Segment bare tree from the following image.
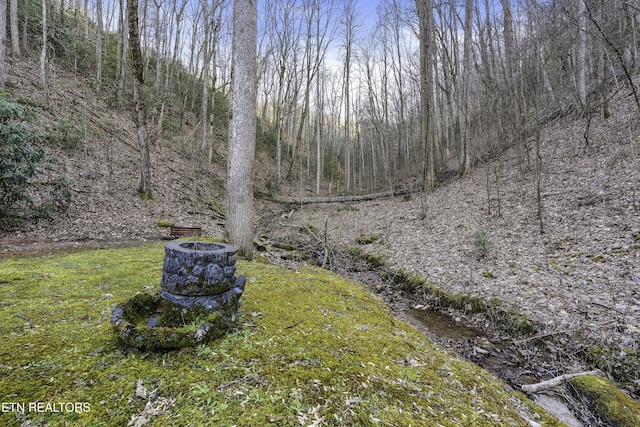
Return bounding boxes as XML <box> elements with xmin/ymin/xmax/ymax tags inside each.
<box><xmin>200</xmin><ymin>0</ymin><xmax>212</xmax><ymax>153</ymax></box>
<box><xmin>39</xmin><ymin>0</ymin><xmax>47</xmax><ymax>87</ymax></box>
<box><xmin>576</xmin><ymin>0</ymin><xmax>587</xmax><ymax>108</ymax></box>
<box><xmin>169</xmin><ymin>0</ymin><xmax>188</xmax><ymax>90</ymax></box>
<box><xmin>9</xmin><ymin>0</ymin><xmax>19</xmax><ymax>58</ymax></box>
<box><xmin>341</xmin><ymin>0</ymin><xmax>358</xmax><ymax>193</ymax></box>
<box><xmin>460</xmin><ymin>0</ymin><xmax>474</xmax><ymax>175</ymax></box>
<box><xmin>416</xmin><ymin>0</ymin><xmax>435</xmax><ymax>189</ymax></box>
<box><xmin>227</xmin><ymin>0</ymin><xmax>257</xmax><ymax>259</ymax></box>
<box><xmin>116</xmin><ymin>0</ymin><xmax>128</xmax><ymax>104</ymax></box>
<box><xmin>96</xmin><ymin>0</ymin><xmax>103</xmax><ymax>91</ymax></box>
<box><xmin>387</xmin><ymin>0</ymin><xmax>408</xmax><ymax>176</ymax></box>
<box><xmin>153</xmin><ymin>0</ymin><xmax>163</xmax><ymax>89</ymax></box>
<box><xmin>128</xmin><ymin>0</ymin><xmax>153</xmax><ymax>199</ymax></box>
<box><xmin>262</xmin><ymin>0</ymin><xmax>300</xmax><ymax>184</ymax></box>
<box><xmin>0</xmin><ymin>0</ymin><xmax>5</xmax><ymax>88</ymax></box>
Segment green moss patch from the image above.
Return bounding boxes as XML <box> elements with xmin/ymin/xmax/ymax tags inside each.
<box><xmin>584</xmin><ymin>345</ymin><xmax>640</xmax><ymax>392</ymax></box>
<box><xmin>346</xmin><ymin>247</ymin><xmax>388</xmax><ymax>268</ymax></box>
<box><xmin>155</xmin><ymin>219</ymin><xmax>174</xmax><ymax>228</ymax></box>
<box><xmin>110</xmin><ymin>292</ymin><xmax>229</xmax><ymax>350</ymax></box>
<box><xmin>0</xmin><ymin>243</ymin><xmax>561</xmax><ymax>426</ymax></box>
<box><xmin>570</xmin><ymin>375</ymin><xmax>640</xmax><ymax>427</ymax></box>
<box><xmin>355</xmin><ymin>233</ymin><xmax>380</xmax><ymax>245</ymax></box>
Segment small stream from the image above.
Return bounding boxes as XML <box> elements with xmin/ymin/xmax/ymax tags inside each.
<box><xmin>337</xmin><ymin>267</ymin><xmax>587</xmax><ymax>427</ymax></box>
<box><xmin>401</xmin><ymin>305</ymin><xmax>530</xmax><ymax>384</ymax></box>
<box><xmin>406</xmin><ymin>306</ymin><xmax>482</xmax><ymax>339</ymax></box>
<box><xmin>401</xmin><ymin>305</ymin><xmax>584</xmax><ymax>426</ymax></box>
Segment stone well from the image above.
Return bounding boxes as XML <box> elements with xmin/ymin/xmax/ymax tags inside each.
<box><xmin>111</xmin><ymin>242</ymin><xmax>246</xmax><ymax>350</ymax></box>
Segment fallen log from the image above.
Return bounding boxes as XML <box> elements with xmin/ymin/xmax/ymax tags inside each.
<box><xmin>257</xmin><ymin>187</ymin><xmax>418</xmax><ymax>205</ymax></box>
<box><xmin>521</xmin><ymin>370</ymin><xmax>604</xmax><ymax>394</ymax></box>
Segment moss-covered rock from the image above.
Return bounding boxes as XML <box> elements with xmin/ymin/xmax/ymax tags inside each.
<box><xmin>570</xmin><ymin>375</ymin><xmax>640</xmax><ymax>427</ymax></box>
<box><xmin>356</xmin><ymin>233</ymin><xmax>380</xmax><ymax>245</ymax></box>
<box><xmin>155</xmin><ymin>219</ymin><xmax>174</xmax><ymax>228</ymax></box>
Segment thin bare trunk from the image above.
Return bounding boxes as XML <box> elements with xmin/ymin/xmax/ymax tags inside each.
<box><xmin>460</xmin><ymin>0</ymin><xmax>473</xmax><ymax>174</ymax></box>
<box><xmin>40</xmin><ymin>0</ymin><xmax>47</xmax><ymax>87</ymax></box>
<box><xmin>0</xmin><ymin>0</ymin><xmax>5</xmax><ymax>88</ymax></box>
<box><xmin>96</xmin><ymin>0</ymin><xmax>103</xmax><ymax>91</ymax></box>
<box><xmin>128</xmin><ymin>0</ymin><xmax>153</xmax><ymax>199</ymax></box>
<box><xmin>577</xmin><ymin>0</ymin><xmax>586</xmax><ymax>108</ymax></box>
<box><xmin>201</xmin><ymin>0</ymin><xmax>210</xmax><ymax>152</ymax></box>
<box><xmin>10</xmin><ymin>0</ymin><xmax>19</xmax><ymax>57</ymax></box>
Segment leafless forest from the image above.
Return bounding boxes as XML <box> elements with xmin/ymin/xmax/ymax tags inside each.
<box><xmin>3</xmin><ymin>0</ymin><xmax>638</xmax><ymax>197</ymax></box>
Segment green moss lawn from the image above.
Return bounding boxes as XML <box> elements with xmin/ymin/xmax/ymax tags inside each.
<box><xmin>0</xmin><ymin>242</ymin><xmax>563</xmax><ymax>426</ymax></box>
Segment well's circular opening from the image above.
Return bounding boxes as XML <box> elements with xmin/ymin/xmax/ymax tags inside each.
<box><xmin>162</xmin><ymin>241</ymin><xmax>239</xmax><ymax>296</ymax></box>
<box><xmin>178</xmin><ymin>242</ymin><xmax>224</xmax><ymax>251</ymax></box>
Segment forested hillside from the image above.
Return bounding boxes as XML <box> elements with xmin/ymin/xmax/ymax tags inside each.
<box><xmin>1</xmin><ymin>1</ymin><xmax>638</xmax><ymax>215</ymax></box>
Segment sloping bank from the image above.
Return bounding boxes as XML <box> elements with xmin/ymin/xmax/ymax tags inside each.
<box><xmin>0</xmin><ymin>242</ymin><xmax>562</xmax><ymax>426</ymax></box>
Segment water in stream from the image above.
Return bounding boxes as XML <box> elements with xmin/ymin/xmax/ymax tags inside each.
<box><xmin>402</xmin><ymin>306</ymin><xmax>584</xmax><ymax>427</ymax></box>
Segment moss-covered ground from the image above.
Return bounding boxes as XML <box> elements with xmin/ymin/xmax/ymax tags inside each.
<box><xmin>0</xmin><ymin>242</ymin><xmax>564</xmax><ymax>426</ymax></box>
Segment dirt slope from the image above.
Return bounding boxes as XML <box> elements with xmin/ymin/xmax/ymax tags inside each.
<box><xmin>0</xmin><ymin>57</ymin><xmax>230</xmax><ymax>252</ymax></box>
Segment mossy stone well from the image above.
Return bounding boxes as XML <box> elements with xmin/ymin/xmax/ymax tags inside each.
<box><xmin>111</xmin><ymin>241</ymin><xmax>245</xmax><ymax>350</ymax></box>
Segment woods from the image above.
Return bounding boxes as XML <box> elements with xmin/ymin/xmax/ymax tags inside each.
<box><xmin>0</xmin><ymin>0</ymin><xmax>636</xmax><ymax>203</ymax></box>
<box><xmin>0</xmin><ymin>0</ymin><xmax>637</xmax><ymax>254</ymax></box>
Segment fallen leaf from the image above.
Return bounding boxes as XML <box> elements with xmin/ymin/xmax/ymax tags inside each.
<box><xmin>135</xmin><ymin>379</ymin><xmax>147</xmax><ymax>400</ymax></box>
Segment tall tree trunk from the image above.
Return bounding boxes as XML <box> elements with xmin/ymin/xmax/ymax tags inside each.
<box><xmin>460</xmin><ymin>0</ymin><xmax>473</xmax><ymax>175</ymax></box>
<box><xmin>21</xmin><ymin>0</ymin><xmax>28</xmax><ymax>52</ymax></box>
<box><xmin>391</xmin><ymin>0</ymin><xmax>405</xmax><ymax>175</ymax></box>
<box><xmin>170</xmin><ymin>0</ymin><xmax>187</xmax><ymax>91</ymax></box>
<box><xmin>316</xmin><ymin>69</ymin><xmax>322</xmax><ymax>195</ymax></box>
<box><xmin>416</xmin><ymin>0</ymin><xmax>435</xmax><ymax>189</ymax></box>
<box><xmin>116</xmin><ymin>0</ymin><xmax>128</xmax><ymax>104</ymax></box>
<box><xmin>128</xmin><ymin>0</ymin><xmax>153</xmax><ymax>199</ymax></box>
<box><xmin>39</xmin><ymin>0</ymin><xmax>47</xmax><ymax>87</ymax></box>
<box><xmin>500</xmin><ymin>0</ymin><xmax>526</xmax><ymax>173</ymax></box>
<box><xmin>342</xmin><ymin>0</ymin><xmax>356</xmax><ymax>193</ymax></box>
<box><xmin>0</xmin><ymin>0</ymin><xmax>5</xmax><ymax>88</ymax></box>
<box><xmin>208</xmin><ymin>5</ymin><xmax>222</xmax><ymax>164</ymax></box>
<box><xmin>576</xmin><ymin>0</ymin><xmax>586</xmax><ymax>108</ymax></box>
<box><xmin>288</xmin><ymin>2</ymin><xmax>315</xmax><ymax>181</ymax></box>
<box><xmin>153</xmin><ymin>0</ymin><xmax>162</xmax><ymax>89</ymax></box>
<box><xmin>9</xmin><ymin>0</ymin><xmax>19</xmax><ymax>58</ymax></box>
<box><xmin>83</xmin><ymin>0</ymin><xmax>89</xmax><ymax>38</ymax></box>
<box><xmin>95</xmin><ymin>0</ymin><xmax>103</xmax><ymax>91</ymax></box>
<box><xmin>227</xmin><ymin>0</ymin><xmax>257</xmax><ymax>260</ymax></box>
<box><xmin>200</xmin><ymin>0</ymin><xmax>210</xmax><ymax>152</ymax></box>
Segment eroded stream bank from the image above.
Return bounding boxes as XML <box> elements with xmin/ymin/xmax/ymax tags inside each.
<box><xmin>390</xmin><ymin>299</ymin><xmax>590</xmax><ymax>427</ymax></box>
